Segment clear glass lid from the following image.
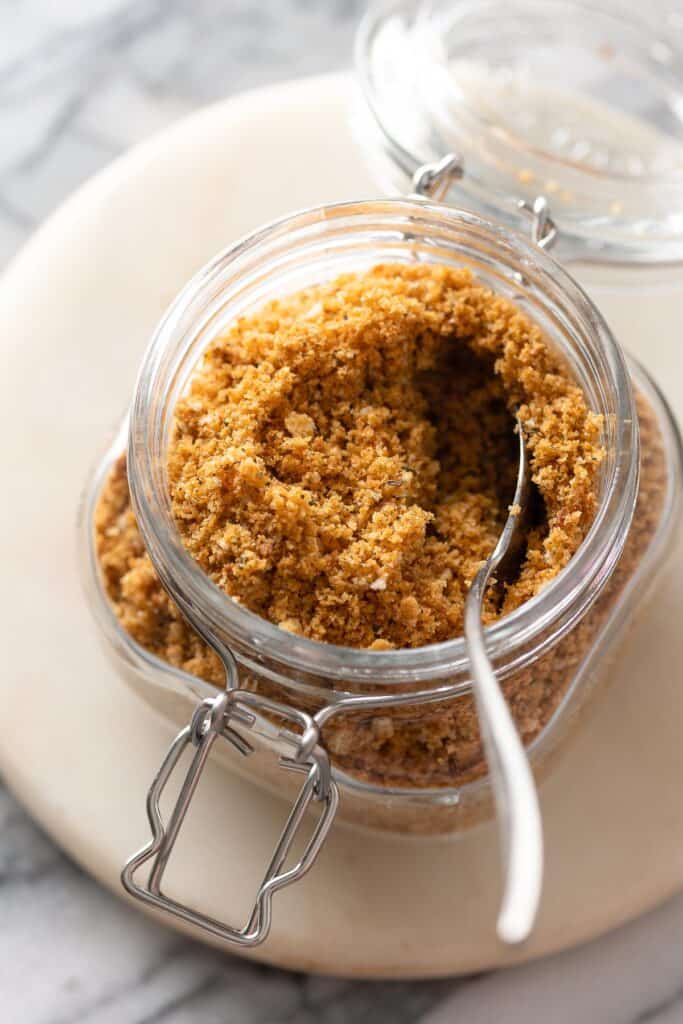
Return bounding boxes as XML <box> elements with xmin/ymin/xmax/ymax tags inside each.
<box><xmin>356</xmin><ymin>0</ymin><xmax>683</xmax><ymax>263</ymax></box>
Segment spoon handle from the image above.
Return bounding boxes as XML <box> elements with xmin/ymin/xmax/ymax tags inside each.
<box><xmin>464</xmin><ymin>587</ymin><xmax>544</xmax><ymax>944</ymax></box>
<box><xmin>463</xmin><ymin>420</ymin><xmax>543</xmax><ymax>944</ymax></box>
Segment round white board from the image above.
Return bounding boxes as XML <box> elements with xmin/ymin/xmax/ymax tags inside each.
<box><xmin>1</xmin><ymin>73</ymin><xmax>683</xmax><ymax>979</ymax></box>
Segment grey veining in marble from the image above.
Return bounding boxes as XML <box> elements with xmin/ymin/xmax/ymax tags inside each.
<box><xmin>2</xmin><ymin>2</ymin><xmax>683</xmax><ymax>1022</ymax></box>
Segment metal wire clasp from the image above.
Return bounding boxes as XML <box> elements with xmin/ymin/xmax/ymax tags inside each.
<box><xmin>517</xmin><ymin>195</ymin><xmax>558</xmax><ymax>251</ymax></box>
<box><xmin>411</xmin><ymin>153</ymin><xmax>464</xmax><ymax>200</ymax></box>
<box><xmin>410</xmin><ymin>151</ymin><xmax>558</xmax><ymax>254</ymax></box>
<box><xmin>121</xmin><ymin>686</ymin><xmax>339</xmax><ymax>947</ymax></box>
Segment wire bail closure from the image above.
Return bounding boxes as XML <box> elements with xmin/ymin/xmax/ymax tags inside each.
<box><xmin>517</xmin><ymin>195</ymin><xmax>558</xmax><ymax>251</ymax></box>
<box><xmin>121</xmin><ymin>679</ymin><xmax>339</xmax><ymax>947</ymax></box>
<box><xmin>411</xmin><ymin>153</ymin><xmax>464</xmax><ymax>200</ymax></box>
<box><xmin>412</xmin><ymin>152</ymin><xmax>558</xmax><ymax>253</ymax></box>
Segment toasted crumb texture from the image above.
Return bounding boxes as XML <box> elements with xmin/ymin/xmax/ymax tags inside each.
<box><xmin>322</xmin><ymin>394</ymin><xmax>666</xmax><ymax>795</ymax></box>
<box><xmin>94</xmin><ymin>264</ymin><xmax>666</xmax><ymax>792</ymax></box>
<box><xmin>96</xmin><ymin>264</ymin><xmax>604</xmax><ymax>655</ymax></box>
<box><xmin>160</xmin><ymin>264</ymin><xmax>601</xmax><ymax>647</ymax></box>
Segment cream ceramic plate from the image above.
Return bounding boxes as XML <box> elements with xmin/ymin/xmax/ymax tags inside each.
<box><xmin>1</xmin><ymin>73</ymin><xmax>683</xmax><ymax>979</ymax></box>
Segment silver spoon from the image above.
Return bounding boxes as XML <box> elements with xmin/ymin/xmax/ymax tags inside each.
<box><xmin>463</xmin><ymin>416</ymin><xmax>543</xmax><ymax>945</ymax></box>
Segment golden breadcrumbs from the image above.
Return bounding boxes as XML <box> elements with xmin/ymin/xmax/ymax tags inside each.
<box><xmin>94</xmin><ymin>263</ymin><xmax>648</xmax><ymax>792</ymax></box>
<box><xmin>143</xmin><ymin>264</ymin><xmax>601</xmax><ymax>649</ymax></box>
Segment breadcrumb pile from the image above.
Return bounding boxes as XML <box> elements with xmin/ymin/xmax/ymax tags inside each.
<box><xmin>96</xmin><ymin>264</ymin><xmax>603</xmax><ymax>661</ymax></box>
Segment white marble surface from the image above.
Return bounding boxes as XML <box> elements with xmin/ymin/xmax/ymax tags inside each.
<box><xmin>2</xmin><ymin>2</ymin><xmax>683</xmax><ymax>1021</ymax></box>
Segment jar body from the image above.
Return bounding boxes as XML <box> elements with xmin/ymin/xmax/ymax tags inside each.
<box><xmin>83</xmin><ymin>364</ymin><xmax>681</xmax><ymax>834</ymax></box>
<box><xmin>82</xmin><ymin>200</ymin><xmax>683</xmax><ymax>836</ymax></box>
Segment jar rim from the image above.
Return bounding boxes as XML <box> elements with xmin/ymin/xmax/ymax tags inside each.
<box><xmin>355</xmin><ymin>0</ymin><xmax>683</xmax><ymax>263</ymax></box>
<box><xmin>128</xmin><ymin>197</ymin><xmax>639</xmax><ymax>689</ymax></box>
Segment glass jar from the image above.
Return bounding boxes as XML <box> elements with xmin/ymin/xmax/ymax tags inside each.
<box><xmin>354</xmin><ymin>0</ymin><xmax>683</xmax><ymax>419</ymax></box>
<box><xmin>80</xmin><ymin>2</ymin><xmax>683</xmax><ymax>945</ymax></box>
<box><xmin>82</xmin><ymin>199</ymin><xmax>682</xmax><ymax>843</ymax></box>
